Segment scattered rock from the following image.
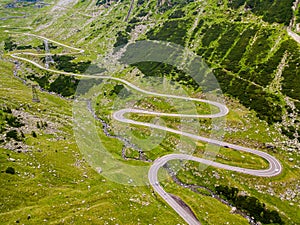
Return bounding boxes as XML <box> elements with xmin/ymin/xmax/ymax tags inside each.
<box><xmin>230</xmin><ymin>207</ymin><xmax>237</xmax><ymax>213</ymax></box>
<box><xmin>96</xmin><ymin>167</ymin><xmax>102</xmax><ymax>173</ymax></box>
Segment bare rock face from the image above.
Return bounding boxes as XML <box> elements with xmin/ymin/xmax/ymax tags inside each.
<box><xmin>296</xmin><ymin>23</ymin><xmax>300</xmax><ymax>33</ymax></box>
<box><xmin>230</xmin><ymin>207</ymin><xmax>237</xmax><ymax>214</ymax></box>
<box><xmin>51</xmin><ymin>0</ymin><xmax>79</xmax><ymax>12</ymax></box>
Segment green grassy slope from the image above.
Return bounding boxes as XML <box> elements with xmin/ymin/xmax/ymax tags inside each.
<box><xmin>0</xmin><ymin>59</ymin><xmax>188</xmax><ymax>224</ymax></box>
<box><xmin>0</xmin><ymin>0</ymin><xmax>300</xmax><ymax>224</ymax></box>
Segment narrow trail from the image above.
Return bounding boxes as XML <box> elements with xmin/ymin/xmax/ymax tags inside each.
<box><xmin>7</xmin><ymin>32</ymin><xmax>282</xmax><ymax>225</ymax></box>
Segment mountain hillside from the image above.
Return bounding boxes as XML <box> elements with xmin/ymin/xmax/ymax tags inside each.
<box><xmin>4</xmin><ymin>0</ymin><xmax>300</xmax><ymax>141</ymax></box>
<box><xmin>0</xmin><ymin>0</ymin><xmax>300</xmax><ymax>224</ymax></box>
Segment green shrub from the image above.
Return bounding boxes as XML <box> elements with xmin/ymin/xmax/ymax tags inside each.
<box><xmin>216</xmin><ymin>185</ymin><xmax>284</xmax><ymax>224</ymax></box>
<box><xmin>168</xmin><ymin>9</ymin><xmax>185</xmax><ymax>19</ymax></box>
<box><xmin>214</xmin><ymin>24</ymin><xmax>239</xmax><ymax>59</ymax></box>
<box><xmin>6</xmin><ymin>130</ymin><xmax>20</xmax><ymax>141</ymax></box>
<box><xmin>4</xmin><ymin>37</ymin><xmax>17</xmax><ymax>51</ymax></box>
<box><xmin>49</xmin><ymin>55</ymin><xmax>91</xmax><ymax>74</ymax></box>
<box><xmin>147</xmin><ymin>19</ymin><xmax>193</xmax><ymax>46</ymax></box>
<box><xmin>229</xmin><ymin>0</ymin><xmax>294</xmax><ymax>26</ymax></box>
<box><xmin>31</xmin><ymin>131</ymin><xmax>37</xmax><ymax>138</ymax></box>
<box><xmin>114</xmin><ymin>31</ymin><xmax>129</xmax><ymax>47</ymax></box>
<box><xmin>5</xmin><ymin>167</ymin><xmax>15</xmax><ymax>175</ymax></box>
<box><xmin>109</xmin><ymin>85</ymin><xmax>131</xmax><ymax>98</ymax></box>
<box><xmin>5</xmin><ymin>115</ymin><xmax>24</xmax><ymax>128</ymax></box>
<box><xmin>201</xmin><ymin>23</ymin><xmax>224</xmax><ymax>47</ymax></box>
<box><xmin>223</xmin><ymin>26</ymin><xmax>258</xmax><ymax>73</ymax></box>
<box><xmin>228</xmin><ymin>0</ymin><xmax>246</xmax><ymax>9</ymax></box>
<box><xmin>49</xmin><ymin>75</ymin><xmax>79</xmax><ymax>97</ymax></box>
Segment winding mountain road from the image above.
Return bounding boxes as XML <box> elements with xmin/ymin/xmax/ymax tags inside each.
<box><xmin>7</xmin><ymin>32</ymin><xmax>282</xmax><ymax>225</ymax></box>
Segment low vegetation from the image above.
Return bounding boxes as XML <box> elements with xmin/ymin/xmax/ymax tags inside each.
<box><xmin>216</xmin><ymin>185</ymin><xmax>283</xmax><ymax>224</ymax></box>
<box><xmin>0</xmin><ymin>0</ymin><xmax>299</xmax><ymax>224</ymax></box>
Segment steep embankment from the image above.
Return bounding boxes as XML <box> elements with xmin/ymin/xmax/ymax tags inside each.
<box><xmin>25</xmin><ymin>0</ymin><xmax>300</xmax><ymax>137</ymax></box>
